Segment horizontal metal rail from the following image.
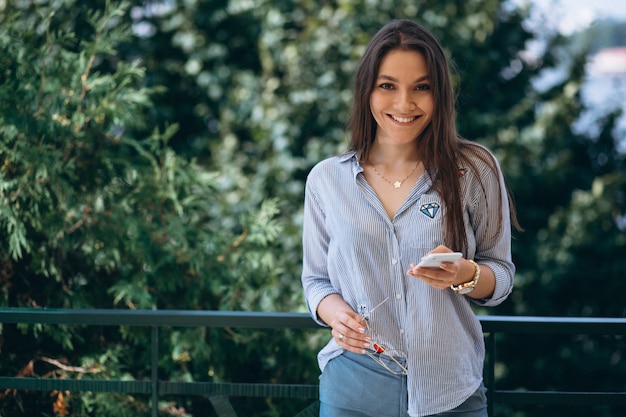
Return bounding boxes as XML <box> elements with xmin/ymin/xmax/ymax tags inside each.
<box><xmin>1</xmin><ymin>308</ymin><xmax>625</xmax><ymax>416</ymax></box>
<box><xmin>0</xmin><ymin>377</ymin><xmax>318</xmax><ymax>397</ymax></box>
<box><xmin>2</xmin><ymin>308</ymin><xmax>625</xmax><ymax>332</ymax></box>
<box><xmin>0</xmin><ymin>308</ymin><xmax>320</xmax><ymax>328</ymax></box>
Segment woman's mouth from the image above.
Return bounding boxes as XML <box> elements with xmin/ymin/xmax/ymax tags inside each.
<box><xmin>390</xmin><ymin>115</ymin><xmax>418</xmax><ymax>124</ymax></box>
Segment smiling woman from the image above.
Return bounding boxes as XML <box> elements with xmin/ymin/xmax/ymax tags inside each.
<box><xmin>301</xmin><ymin>19</ymin><xmax>521</xmax><ymax>417</ymax></box>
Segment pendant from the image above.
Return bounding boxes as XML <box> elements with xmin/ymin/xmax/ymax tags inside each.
<box><xmin>393</xmin><ymin>181</ymin><xmax>402</xmax><ymax>188</ymax></box>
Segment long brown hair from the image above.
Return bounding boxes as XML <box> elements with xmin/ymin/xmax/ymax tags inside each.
<box><xmin>348</xmin><ymin>19</ymin><xmax>520</xmax><ymax>254</ymax></box>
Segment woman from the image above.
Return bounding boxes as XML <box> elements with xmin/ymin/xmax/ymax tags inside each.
<box><xmin>301</xmin><ymin>19</ymin><xmax>519</xmax><ymax>417</ymax></box>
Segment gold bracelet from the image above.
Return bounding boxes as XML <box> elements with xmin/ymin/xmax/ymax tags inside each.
<box><xmin>450</xmin><ymin>259</ymin><xmax>480</xmax><ymax>294</ymax></box>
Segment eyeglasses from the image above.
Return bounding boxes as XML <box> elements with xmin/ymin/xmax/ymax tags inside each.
<box><xmin>359</xmin><ymin>297</ymin><xmax>408</xmax><ymax>376</ymax></box>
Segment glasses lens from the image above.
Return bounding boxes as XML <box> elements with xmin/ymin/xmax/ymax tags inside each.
<box><xmin>367</xmin><ymin>349</ymin><xmax>408</xmax><ymax>375</ymax></box>
<box><xmin>380</xmin><ymin>349</ymin><xmax>408</xmax><ymax>375</ymax></box>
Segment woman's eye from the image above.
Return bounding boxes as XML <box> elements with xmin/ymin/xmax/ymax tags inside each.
<box><xmin>379</xmin><ymin>83</ymin><xmax>394</xmax><ymax>90</ymax></box>
<box><xmin>416</xmin><ymin>84</ymin><xmax>431</xmax><ymax>91</ymax></box>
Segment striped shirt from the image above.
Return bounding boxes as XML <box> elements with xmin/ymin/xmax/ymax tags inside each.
<box><xmin>301</xmin><ymin>150</ymin><xmax>515</xmax><ymax>416</ymax></box>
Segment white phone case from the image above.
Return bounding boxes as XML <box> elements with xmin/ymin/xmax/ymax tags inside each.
<box><xmin>416</xmin><ymin>252</ymin><xmax>462</xmax><ymax>268</ymax></box>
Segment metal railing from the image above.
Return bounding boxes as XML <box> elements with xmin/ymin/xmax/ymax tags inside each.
<box><xmin>0</xmin><ymin>308</ymin><xmax>625</xmax><ymax>416</ymax></box>
<box><xmin>480</xmin><ymin>316</ymin><xmax>626</xmax><ymax>416</ymax></box>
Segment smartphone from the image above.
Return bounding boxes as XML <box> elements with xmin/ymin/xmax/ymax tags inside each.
<box><xmin>416</xmin><ymin>252</ymin><xmax>462</xmax><ymax>268</ymax></box>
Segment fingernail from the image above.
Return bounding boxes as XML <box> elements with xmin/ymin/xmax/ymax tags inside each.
<box><xmin>358</xmin><ymin>327</ymin><xmax>366</xmax><ymax>333</ymax></box>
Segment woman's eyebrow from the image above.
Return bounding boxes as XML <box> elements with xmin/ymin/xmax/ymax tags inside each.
<box><xmin>377</xmin><ymin>74</ymin><xmax>430</xmax><ymax>83</ymax></box>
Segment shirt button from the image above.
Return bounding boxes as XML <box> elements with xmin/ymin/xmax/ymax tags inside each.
<box><xmin>395</xmin><ymin>293</ymin><xmax>402</xmax><ymax>300</ymax></box>
<box><xmin>400</xmin><ymin>328</ymin><xmax>405</xmax><ymax>334</ymax></box>
<box><xmin>391</xmin><ymin>259</ymin><xmax>397</xmax><ymax>265</ymax></box>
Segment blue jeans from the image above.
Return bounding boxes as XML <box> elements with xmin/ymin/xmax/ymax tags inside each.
<box><xmin>319</xmin><ymin>351</ymin><xmax>488</xmax><ymax>417</ymax></box>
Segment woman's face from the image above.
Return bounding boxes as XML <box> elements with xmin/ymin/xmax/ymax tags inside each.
<box><xmin>369</xmin><ymin>49</ymin><xmax>434</xmax><ymax>146</ymax></box>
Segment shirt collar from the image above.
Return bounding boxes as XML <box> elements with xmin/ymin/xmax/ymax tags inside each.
<box><xmin>338</xmin><ymin>151</ymin><xmax>363</xmax><ymax>181</ymax></box>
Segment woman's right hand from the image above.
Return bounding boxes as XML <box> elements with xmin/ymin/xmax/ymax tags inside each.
<box><xmin>317</xmin><ymin>294</ymin><xmax>372</xmax><ymax>354</ymax></box>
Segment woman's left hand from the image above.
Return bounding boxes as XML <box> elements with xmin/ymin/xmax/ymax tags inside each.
<box><xmin>407</xmin><ymin>245</ymin><xmax>463</xmax><ymax>290</ymax></box>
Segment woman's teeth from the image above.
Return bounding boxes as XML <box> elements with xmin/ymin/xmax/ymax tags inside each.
<box><xmin>391</xmin><ymin>115</ymin><xmax>416</xmax><ymax>123</ymax></box>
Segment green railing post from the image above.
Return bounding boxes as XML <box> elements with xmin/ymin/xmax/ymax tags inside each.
<box><xmin>486</xmin><ymin>331</ymin><xmax>496</xmax><ymax>417</ymax></box>
<box><xmin>152</xmin><ymin>325</ymin><xmax>159</xmax><ymax>417</ymax></box>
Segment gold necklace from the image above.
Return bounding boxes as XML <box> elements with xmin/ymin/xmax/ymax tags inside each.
<box><xmin>369</xmin><ymin>160</ymin><xmax>420</xmax><ymax>189</ymax></box>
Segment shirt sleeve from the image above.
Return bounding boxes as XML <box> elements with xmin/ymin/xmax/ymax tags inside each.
<box><xmin>466</xmin><ymin>152</ymin><xmax>515</xmax><ymax>307</ymax></box>
<box><xmin>301</xmin><ymin>172</ymin><xmax>340</xmax><ymax>326</ymax></box>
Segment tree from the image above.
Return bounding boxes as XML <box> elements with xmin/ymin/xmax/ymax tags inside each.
<box><xmin>0</xmin><ymin>2</ymin><xmax>317</xmax><ymax>416</ymax></box>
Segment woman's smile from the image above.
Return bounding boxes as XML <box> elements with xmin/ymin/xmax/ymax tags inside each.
<box><xmin>389</xmin><ymin>114</ymin><xmax>419</xmax><ymax>124</ymax></box>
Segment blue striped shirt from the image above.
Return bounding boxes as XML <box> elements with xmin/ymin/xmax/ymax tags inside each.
<box><xmin>301</xmin><ymin>150</ymin><xmax>515</xmax><ymax>416</ymax></box>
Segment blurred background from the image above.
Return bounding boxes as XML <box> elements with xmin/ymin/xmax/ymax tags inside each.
<box><xmin>0</xmin><ymin>0</ymin><xmax>624</xmax><ymax>416</ymax></box>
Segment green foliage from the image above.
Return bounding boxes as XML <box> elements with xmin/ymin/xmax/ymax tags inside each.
<box><xmin>0</xmin><ymin>1</ymin><xmax>303</xmax><ymax>415</ymax></box>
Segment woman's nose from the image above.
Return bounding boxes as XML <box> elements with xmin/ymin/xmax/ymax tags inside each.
<box><xmin>395</xmin><ymin>91</ymin><xmax>416</xmax><ymax>112</ymax></box>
